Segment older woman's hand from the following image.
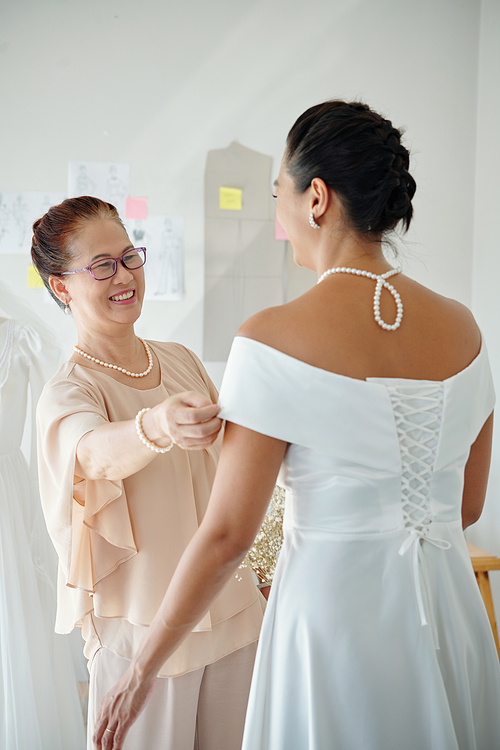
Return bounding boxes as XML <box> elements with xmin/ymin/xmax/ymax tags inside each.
<box><xmin>93</xmin><ymin>667</ymin><xmax>156</xmax><ymax>749</ymax></box>
<box><xmin>147</xmin><ymin>390</ymin><xmax>222</xmax><ymax>450</ymax></box>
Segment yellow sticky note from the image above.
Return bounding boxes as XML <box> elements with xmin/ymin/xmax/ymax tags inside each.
<box><xmin>219</xmin><ymin>186</ymin><xmax>242</xmax><ymax>211</ymax></box>
<box><xmin>28</xmin><ymin>265</ymin><xmax>45</xmax><ymax>288</ymax></box>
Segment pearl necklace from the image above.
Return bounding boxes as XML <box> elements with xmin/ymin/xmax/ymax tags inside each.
<box><xmin>317</xmin><ymin>266</ymin><xmax>403</xmax><ymax>331</ymax></box>
<box><xmin>74</xmin><ymin>337</ymin><xmax>154</xmax><ymax>378</ymax></box>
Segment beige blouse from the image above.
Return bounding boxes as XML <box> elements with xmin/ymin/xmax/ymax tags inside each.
<box><xmin>37</xmin><ymin>341</ymin><xmax>263</xmax><ymax>677</ymax></box>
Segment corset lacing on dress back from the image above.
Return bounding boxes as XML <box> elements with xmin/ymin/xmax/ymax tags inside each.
<box><xmin>386</xmin><ymin>382</ymin><xmax>451</xmax><ymax>648</ymax></box>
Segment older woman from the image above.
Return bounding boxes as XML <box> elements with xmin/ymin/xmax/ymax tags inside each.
<box><xmin>32</xmin><ymin>196</ymin><xmax>264</xmax><ymax>750</ymax></box>
<box><xmin>94</xmin><ymin>100</ymin><xmax>500</xmax><ymax>750</ymax></box>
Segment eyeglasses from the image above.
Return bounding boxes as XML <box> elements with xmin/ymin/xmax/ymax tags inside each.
<box><xmin>61</xmin><ymin>247</ymin><xmax>147</xmax><ymax>281</ymax></box>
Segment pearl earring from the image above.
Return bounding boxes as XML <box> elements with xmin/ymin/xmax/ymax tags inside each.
<box><xmin>64</xmin><ymin>302</ymin><xmax>71</xmax><ymax>315</ymax></box>
<box><xmin>309</xmin><ymin>213</ymin><xmax>320</xmax><ymax>230</ymax></box>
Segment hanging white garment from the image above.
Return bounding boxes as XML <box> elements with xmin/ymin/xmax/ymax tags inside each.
<box><xmin>0</xmin><ymin>317</ymin><xmax>86</xmax><ymax>750</ymax></box>
<box><xmin>219</xmin><ymin>336</ymin><xmax>500</xmax><ymax>750</ymax></box>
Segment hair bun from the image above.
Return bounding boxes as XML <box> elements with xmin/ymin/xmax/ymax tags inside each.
<box><xmin>285</xmin><ymin>100</ymin><xmax>417</xmax><ymax>236</ymax></box>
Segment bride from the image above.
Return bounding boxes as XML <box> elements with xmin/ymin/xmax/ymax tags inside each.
<box><xmin>95</xmin><ymin>100</ymin><xmax>500</xmax><ymax>750</ymax></box>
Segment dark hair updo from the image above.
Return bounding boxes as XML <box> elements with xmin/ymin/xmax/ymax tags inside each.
<box><xmin>31</xmin><ymin>195</ymin><xmax>124</xmax><ymax>310</ymax></box>
<box><xmin>285</xmin><ymin>100</ymin><xmax>416</xmax><ymax>235</ymax></box>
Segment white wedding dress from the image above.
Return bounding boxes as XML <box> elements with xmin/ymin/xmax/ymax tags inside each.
<box><xmin>0</xmin><ymin>318</ymin><xmax>85</xmax><ymax>750</ymax></box>
<box><xmin>218</xmin><ymin>336</ymin><xmax>500</xmax><ymax>750</ymax></box>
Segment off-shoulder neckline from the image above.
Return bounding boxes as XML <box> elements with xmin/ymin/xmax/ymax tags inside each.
<box><xmin>233</xmin><ymin>335</ymin><xmax>485</xmax><ymax>386</ymax></box>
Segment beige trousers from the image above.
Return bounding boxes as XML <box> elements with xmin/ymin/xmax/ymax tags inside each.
<box><xmin>87</xmin><ymin>642</ymin><xmax>257</xmax><ymax>750</ymax></box>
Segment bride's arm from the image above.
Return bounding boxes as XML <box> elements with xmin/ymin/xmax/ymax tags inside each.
<box><xmin>93</xmin><ymin>420</ymin><xmax>287</xmax><ymax>749</ymax></box>
<box><xmin>462</xmin><ymin>411</ymin><xmax>494</xmax><ymax>529</ymax></box>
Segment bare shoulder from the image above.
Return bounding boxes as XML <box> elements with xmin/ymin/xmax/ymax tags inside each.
<box><xmin>404</xmin><ymin>276</ymin><xmax>481</xmax><ymax>351</ymax></box>
<box><xmin>236</xmin><ymin>286</ymin><xmax>342</xmax><ymax>362</ymax></box>
<box><xmin>236</xmin><ymin>274</ymin><xmax>482</xmax><ymax>380</ymax></box>
<box><xmin>237</xmin><ymin>303</ymin><xmax>295</xmax><ymax>351</ymax></box>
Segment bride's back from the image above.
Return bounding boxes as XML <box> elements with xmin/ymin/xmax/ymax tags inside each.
<box><xmin>249</xmin><ymin>100</ymin><xmax>481</xmax><ymax>383</ymax></box>
<box><xmin>240</xmin><ymin>270</ymin><xmax>481</xmax><ymax>384</ymax></box>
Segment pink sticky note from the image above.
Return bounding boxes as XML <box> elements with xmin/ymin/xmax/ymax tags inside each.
<box><xmin>125</xmin><ymin>196</ymin><xmax>148</xmax><ymax>220</ymax></box>
<box><xmin>275</xmin><ymin>217</ymin><xmax>289</xmax><ymax>241</ymax></box>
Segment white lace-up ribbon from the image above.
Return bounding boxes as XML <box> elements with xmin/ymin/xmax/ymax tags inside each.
<box><xmin>398</xmin><ymin>527</ymin><xmax>451</xmax><ymax>649</ymax></box>
<box><xmin>382</xmin><ymin>381</ymin><xmax>449</xmax><ymax>649</ymax></box>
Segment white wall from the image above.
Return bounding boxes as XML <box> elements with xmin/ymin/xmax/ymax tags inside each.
<box><xmin>1</xmin><ymin>0</ymin><xmax>499</xmax><ymax>600</ymax></box>
<box><xmin>1</xmin><ymin>0</ymin><xmax>482</xmax><ymax>353</ymax></box>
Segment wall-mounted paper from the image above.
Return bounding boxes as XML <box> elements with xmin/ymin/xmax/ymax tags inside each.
<box><xmin>68</xmin><ymin>161</ymin><xmax>130</xmax><ymax>219</ymax></box>
<box><xmin>27</xmin><ymin>265</ymin><xmax>45</xmax><ymax>288</ymax></box>
<box><xmin>275</xmin><ymin>218</ymin><xmax>289</xmax><ymax>241</ymax></box>
<box><xmin>125</xmin><ymin>196</ymin><xmax>148</xmax><ymax>221</ymax></box>
<box><xmin>0</xmin><ymin>191</ymin><xmax>65</xmax><ymax>254</ymax></box>
<box><xmin>204</xmin><ymin>143</ymin><xmax>282</xmax><ymax>361</ymax></box>
<box><xmin>204</xmin><ymin>142</ymin><xmax>315</xmax><ymax>361</ymax></box>
<box><xmin>124</xmin><ymin>214</ymin><xmax>184</xmax><ymax>301</ymax></box>
<box><xmin>219</xmin><ymin>187</ymin><xmax>242</xmax><ymax>211</ymax></box>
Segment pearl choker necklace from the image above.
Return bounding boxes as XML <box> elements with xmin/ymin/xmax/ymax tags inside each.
<box><xmin>74</xmin><ymin>337</ymin><xmax>154</xmax><ymax>378</ymax></box>
<box><xmin>317</xmin><ymin>266</ymin><xmax>403</xmax><ymax>331</ymax></box>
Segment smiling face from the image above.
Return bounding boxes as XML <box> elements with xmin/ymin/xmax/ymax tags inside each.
<box><xmin>53</xmin><ymin>218</ymin><xmax>145</xmax><ymax>339</ymax></box>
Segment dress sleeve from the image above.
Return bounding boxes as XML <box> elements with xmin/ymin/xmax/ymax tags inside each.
<box><xmin>218</xmin><ymin>336</ymin><xmax>402</xmax><ymax>471</ymax></box>
<box><xmin>36</xmin><ymin>372</ymin><xmax>136</xmax><ymax>631</ymax></box>
<box><xmin>436</xmin><ymin>341</ymin><xmax>496</xmax><ymax>470</ymax></box>
<box><xmin>218</xmin><ymin>336</ymin><xmax>302</xmax><ymax>444</ymax></box>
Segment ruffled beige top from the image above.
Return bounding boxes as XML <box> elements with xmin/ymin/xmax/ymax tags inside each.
<box><xmin>37</xmin><ymin>341</ymin><xmax>263</xmax><ymax>677</ymax></box>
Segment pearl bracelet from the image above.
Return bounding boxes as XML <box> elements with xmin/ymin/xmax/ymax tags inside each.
<box><xmin>135</xmin><ymin>407</ymin><xmax>174</xmax><ymax>454</ymax></box>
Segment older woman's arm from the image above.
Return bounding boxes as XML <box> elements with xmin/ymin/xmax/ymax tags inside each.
<box><xmin>93</xmin><ymin>420</ymin><xmax>287</xmax><ymax>749</ymax></box>
<box><xmin>75</xmin><ymin>391</ymin><xmax>222</xmax><ymax>482</ymax></box>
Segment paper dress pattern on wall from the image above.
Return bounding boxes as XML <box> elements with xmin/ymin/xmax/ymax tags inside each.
<box><xmin>0</xmin><ymin>191</ymin><xmax>65</xmax><ymax>254</ymax></box>
<box><xmin>203</xmin><ymin>141</ymin><xmax>315</xmax><ymax>361</ymax></box>
<box><xmin>125</xmin><ymin>214</ymin><xmax>184</xmax><ymax>302</ymax></box>
<box><xmin>68</xmin><ymin>161</ymin><xmax>130</xmax><ymax>219</ymax></box>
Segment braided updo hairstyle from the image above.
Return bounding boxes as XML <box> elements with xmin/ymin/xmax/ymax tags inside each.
<box><xmin>31</xmin><ymin>196</ymin><xmax>124</xmax><ymax>310</ymax></box>
<box><xmin>285</xmin><ymin>100</ymin><xmax>416</xmax><ymax>235</ymax></box>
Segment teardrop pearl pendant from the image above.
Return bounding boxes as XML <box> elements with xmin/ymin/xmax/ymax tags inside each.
<box><xmin>317</xmin><ymin>266</ymin><xmax>403</xmax><ymax>331</ymax></box>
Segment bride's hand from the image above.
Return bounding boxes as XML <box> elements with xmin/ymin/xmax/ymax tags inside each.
<box><xmin>146</xmin><ymin>390</ymin><xmax>222</xmax><ymax>450</ymax></box>
<box><xmin>93</xmin><ymin>668</ymin><xmax>157</xmax><ymax>749</ymax></box>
